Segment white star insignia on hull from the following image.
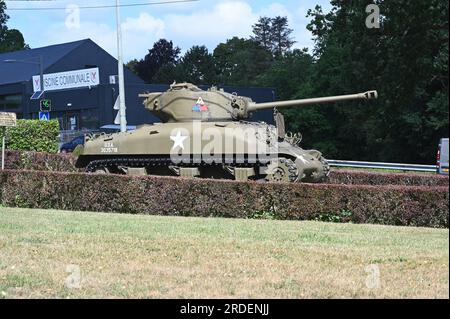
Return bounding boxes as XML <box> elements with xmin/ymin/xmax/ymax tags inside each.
<box><xmin>170</xmin><ymin>130</ymin><xmax>188</xmax><ymax>150</ymax></box>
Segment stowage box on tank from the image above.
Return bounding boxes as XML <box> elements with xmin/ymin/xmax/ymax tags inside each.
<box><xmin>76</xmin><ymin>82</ymin><xmax>377</xmax><ymax>183</ymax></box>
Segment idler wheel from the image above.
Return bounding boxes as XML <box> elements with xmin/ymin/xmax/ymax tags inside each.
<box><xmin>302</xmin><ymin>155</ymin><xmax>330</xmax><ymax>183</ymax></box>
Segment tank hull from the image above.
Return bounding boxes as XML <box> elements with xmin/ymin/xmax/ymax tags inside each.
<box><xmin>77</xmin><ymin>121</ymin><xmax>330</xmax><ymax>183</ymax></box>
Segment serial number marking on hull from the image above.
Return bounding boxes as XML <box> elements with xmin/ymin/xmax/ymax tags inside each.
<box><xmin>101</xmin><ymin>142</ymin><xmax>118</xmax><ymax>153</ymax></box>
<box><xmin>101</xmin><ymin>147</ymin><xmax>118</xmax><ymax>153</ymax></box>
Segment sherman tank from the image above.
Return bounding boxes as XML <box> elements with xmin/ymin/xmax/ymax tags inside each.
<box><xmin>76</xmin><ymin>83</ymin><xmax>377</xmax><ymax>183</ymax></box>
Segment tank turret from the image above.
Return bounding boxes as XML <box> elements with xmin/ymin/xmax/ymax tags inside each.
<box><xmin>139</xmin><ymin>82</ymin><xmax>378</xmax><ymax>122</ymax></box>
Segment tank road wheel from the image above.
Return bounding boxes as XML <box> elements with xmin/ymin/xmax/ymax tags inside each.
<box><xmin>92</xmin><ymin>166</ymin><xmax>110</xmax><ymax>174</ymax></box>
<box><xmin>265</xmin><ymin>158</ymin><xmax>300</xmax><ymax>183</ymax></box>
<box><xmin>86</xmin><ymin>161</ymin><xmax>112</xmax><ymax>174</ymax></box>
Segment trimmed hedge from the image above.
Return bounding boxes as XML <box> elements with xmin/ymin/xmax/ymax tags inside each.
<box><xmin>328</xmin><ymin>169</ymin><xmax>449</xmax><ymax>187</ymax></box>
<box><xmin>0</xmin><ymin>169</ymin><xmax>448</xmax><ymax>228</ymax></box>
<box><xmin>1</xmin><ymin>120</ymin><xmax>60</xmax><ymax>153</ymax></box>
<box><xmin>3</xmin><ymin>150</ymin><xmax>449</xmax><ymax>187</ymax></box>
<box><xmin>3</xmin><ymin>150</ymin><xmax>78</xmax><ymax>172</ymax></box>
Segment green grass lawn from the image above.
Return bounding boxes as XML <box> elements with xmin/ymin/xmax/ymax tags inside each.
<box><xmin>0</xmin><ymin>207</ymin><xmax>448</xmax><ymax>299</ymax></box>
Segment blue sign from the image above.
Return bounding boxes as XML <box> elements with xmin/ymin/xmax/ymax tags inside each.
<box><xmin>39</xmin><ymin>112</ymin><xmax>50</xmax><ymax>121</ymax></box>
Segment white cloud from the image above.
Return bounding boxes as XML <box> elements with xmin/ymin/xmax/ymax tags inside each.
<box><xmin>42</xmin><ymin>13</ymin><xmax>165</xmax><ymax>61</ymax></box>
<box><xmin>122</xmin><ymin>13</ymin><xmax>165</xmax><ymax>58</ymax></box>
<box><xmin>19</xmin><ymin>0</ymin><xmax>323</xmax><ymax>60</ymax></box>
<box><xmin>122</xmin><ymin>13</ymin><xmax>165</xmax><ymax>35</ymax></box>
<box><xmin>258</xmin><ymin>3</ymin><xmax>293</xmax><ymax>21</ymax></box>
<box><xmin>44</xmin><ymin>21</ymin><xmax>117</xmax><ymax>54</ymax></box>
<box><xmin>165</xmin><ymin>1</ymin><xmax>256</xmax><ymax>41</ymax></box>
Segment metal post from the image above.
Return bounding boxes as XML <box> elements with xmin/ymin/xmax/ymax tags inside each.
<box><xmin>39</xmin><ymin>55</ymin><xmax>44</xmax><ymax>93</ymax></box>
<box><xmin>115</xmin><ymin>0</ymin><xmax>127</xmax><ymax>133</ymax></box>
<box><xmin>1</xmin><ymin>135</ymin><xmax>5</xmax><ymax>170</ymax></box>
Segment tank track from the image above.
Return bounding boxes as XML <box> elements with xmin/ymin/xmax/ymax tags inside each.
<box><xmin>85</xmin><ymin>156</ymin><xmax>328</xmax><ymax>183</ymax></box>
<box><xmin>86</xmin><ymin>157</ymin><xmax>171</xmax><ymax>173</ymax></box>
<box><xmin>283</xmin><ymin>158</ymin><xmax>301</xmax><ymax>182</ymax></box>
<box><xmin>85</xmin><ymin>157</ymin><xmax>261</xmax><ymax>173</ymax></box>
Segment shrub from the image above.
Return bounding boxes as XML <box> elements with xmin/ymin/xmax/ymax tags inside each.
<box><xmin>328</xmin><ymin>169</ymin><xmax>448</xmax><ymax>187</ymax></box>
<box><xmin>2</xmin><ymin>150</ymin><xmax>78</xmax><ymax>172</ymax></box>
<box><xmin>0</xmin><ymin>169</ymin><xmax>448</xmax><ymax>228</ymax></box>
<box><xmin>0</xmin><ymin>119</ymin><xmax>59</xmax><ymax>153</ymax></box>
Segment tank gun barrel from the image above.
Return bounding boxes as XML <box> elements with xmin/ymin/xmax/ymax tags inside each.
<box><xmin>248</xmin><ymin>90</ymin><xmax>378</xmax><ymax>111</ymax></box>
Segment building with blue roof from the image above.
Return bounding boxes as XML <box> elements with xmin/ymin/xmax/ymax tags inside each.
<box><xmin>0</xmin><ymin>39</ymin><xmax>274</xmax><ymax>133</ymax></box>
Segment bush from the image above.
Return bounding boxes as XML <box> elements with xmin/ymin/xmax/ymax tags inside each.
<box><xmin>0</xmin><ymin>169</ymin><xmax>448</xmax><ymax>228</ymax></box>
<box><xmin>0</xmin><ymin>119</ymin><xmax>59</xmax><ymax>153</ymax></box>
<box><xmin>328</xmin><ymin>169</ymin><xmax>448</xmax><ymax>187</ymax></box>
<box><xmin>2</xmin><ymin>150</ymin><xmax>78</xmax><ymax>172</ymax></box>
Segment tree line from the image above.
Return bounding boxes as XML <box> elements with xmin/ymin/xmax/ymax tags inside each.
<box><xmin>127</xmin><ymin>1</ymin><xmax>448</xmax><ymax>164</ymax></box>
<box><xmin>1</xmin><ymin>0</ymin><xmax>448</xmax><ymax>164</ymax></box>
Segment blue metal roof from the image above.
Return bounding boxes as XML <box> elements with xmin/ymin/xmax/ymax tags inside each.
<box><xmin>0</xmin><ymin>39</ymin><xmax>89</xmax><ymax>86</ymax></box>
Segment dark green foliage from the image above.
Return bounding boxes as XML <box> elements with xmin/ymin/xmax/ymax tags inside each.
<box><xmin>303</xmin><ymin>0</ymin><xmax>449</xmax><ymax>163</ymax></box>
<box><xmin>270</xmin><ymin>16</ymin><xmax>295</xmax><ymax>58</ymax></box>
<box><xmin>0</xmin><ymin>0</ymin><xmax>9</xmax><ymax>46</ymax></box>
<box><xmin>250</xmin><ymin>17</ymin><xmax>272</xmax><ymax>52</ymax></box>
<box><xmin>153</xmin><ymin>45</ymin><xmax>217</xmax><ymax>85</ymax></box>
<box><xmin>135</xmin><ymin>39</ymin><xmax>181</xmax><ymax>83</ymax></box>
<box><xmin>178</xmin><ymin>45</ymin><xmax>217</xmax><ymax>85</ymax></box>
<box><xmin>1</xmin><ymin>120</ymin><xmax>60</xmax><ymax>153</ymax></box>
<box><xmin>0</xmin><ymin>1</ymin><xmax>28</xmax><ymax>53</ymax></box>
<box><xmin>151</xmin><ymin>63</ymin><xmax>186</xmax><ymax>84</ymax></box>
<box><xmin>257</xmin><ymin>49</ymin><xmax>314</xmax><ymax>100</ymax></box>
<box><xmin>213</xmin><ymin>37</ymin><xmax>272</xmax><ymax>86</ymax></box>
<box><xmin>0</xmin><ymin>169</ymin><xmax>447</xmax><ymax>228</ymax></box>
<box><xmin>251</xmin><ymin>16</ymin><xmax>295</xmax><ymax>58</ymax></box>
<box><xmin>125</xmin><ymin>59</ymin><xmax>139</xmax><ymax>75</ymax></box>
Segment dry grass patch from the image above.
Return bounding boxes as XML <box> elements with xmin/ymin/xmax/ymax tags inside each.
<box><xmin>0</xmin><ymin>207</ymin><xmax>448</xmax><ymax>298</ymax></box>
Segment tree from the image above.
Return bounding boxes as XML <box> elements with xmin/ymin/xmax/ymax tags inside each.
<box><xmin>152</xmin><ymin>63</ymin><xmax>186</xmax><ymax>84</ymax></box>
<box><xmin>251</xmin><ymin>16</ymin><xmax>295</xmax><ymax>58</ymax></box>
<box><xmin>136</xmin><ymin>39</ymin><xmax>181</xmax><ymax>83</ymax></box>
<box><xmin>125</xmin><ymin>59</ymin><xmax>139</xmax><ymax>75</ymax></box>
<box><xmin>304</xmin><ymin>0</ymin><xmax>449</xmax><ymax>163</ymax></box>
<box><xmin>271</xmin><ymin>16</ymin><xmax>295</xmax><ymax>58</ymax></box>
<box><xmin>257</xmin><ymin>49</ymin><xmax>314</xmax><ymax>100</ymax></box>
<box><xmin>251</xmin><ymin>17</ymin><xmax>273</xmax><ymax>52</ymax></box>
<box><xmin>179</xmin><ymin>45</ymin><xmax>217</xmax><ymax>85</ymax></box>
<box><xmin>0</xmin><ymin>0</ymin><xmax>28</xmax><ymax>53</ymax></box>
<box><xmin>0</xmin><ymin>0</ymin><xmax>7</xmax><ymax>30</ymax></box>
<box><xmin>213</xmin><ymin>37</ymin><xmax>272</xmax><ymax>86</ymax></box>
<box><xmin>150</xmin><ymin>46</ymin><xmax>218</xmax><ymax>85</ymax></box>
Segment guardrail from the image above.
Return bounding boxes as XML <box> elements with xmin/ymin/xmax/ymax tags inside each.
<box><xmin>327</xmin><ymin>159</ymin><xmax>437</xmax><ymax>172</ymax></box>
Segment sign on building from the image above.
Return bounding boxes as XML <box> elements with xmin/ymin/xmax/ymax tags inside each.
<box><xmin>0</xmin><ymin>112</ymin><xmax>17</xmax><ymax>127</ymax></box>
<box><xmin>32</xmin><ymin>67</ymin><xmax>100</xmax><ymax>92</ymax></box>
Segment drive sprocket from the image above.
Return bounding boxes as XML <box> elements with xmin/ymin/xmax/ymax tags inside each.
<box><xmin>265</xmin><ymin>157</ymin><xmax>300</xmax><ymax>182</ymax></box>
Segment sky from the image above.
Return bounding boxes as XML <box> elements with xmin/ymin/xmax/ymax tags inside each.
<box><xmin>4</xmin><ymin>0</ymin><xmax>332</xmax><ymax>61</ymax></box>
